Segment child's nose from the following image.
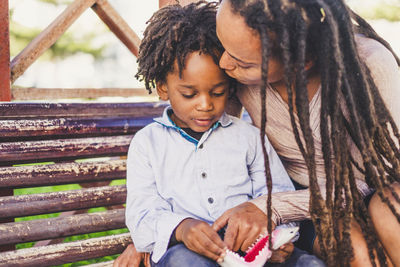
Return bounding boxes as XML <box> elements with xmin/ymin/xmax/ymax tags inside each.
<box><xmin>197</xmin><ymin>95</ymin><xmax>213</xmax><ymax>111</ymax></box>
<box><xmin>219</xmin><ymin>51</ymin><xmax>235</xmax><ymax>71</ymax></box>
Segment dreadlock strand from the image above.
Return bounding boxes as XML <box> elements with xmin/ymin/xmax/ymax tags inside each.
<box><xmin>258</xmin><ymin>25</ymin><xmax>274</xmax><ymax>240</ymax></box>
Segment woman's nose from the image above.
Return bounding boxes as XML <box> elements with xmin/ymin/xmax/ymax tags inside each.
<box><xmin>219</xmin><ymin>51</ymin><xmax>235</xmax><ymax>71</ymax></box>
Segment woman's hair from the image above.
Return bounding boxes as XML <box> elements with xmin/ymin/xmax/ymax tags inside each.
<box><xmin>225</xmin><ymin>0</ymin><xmax>400</xmax><ymax>265</ymax></box>
<box><xmin>136</xmin><ymin>1</ymin><xmax>224</xmax><ymax>93</ymax></box>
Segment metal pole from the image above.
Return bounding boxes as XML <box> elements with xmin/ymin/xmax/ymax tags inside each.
<box><xmin>0</xmin><ymin>0</ymin><xmax>11</xmax><ymax>101</ymax></box>
<box><xmin>0</xmin><ymin>0</ymin><xmax>13</xmax><ymax>252</ymax></box>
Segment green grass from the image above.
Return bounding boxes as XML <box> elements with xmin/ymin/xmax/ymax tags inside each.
<box><xmin>14</xmin><ymin>178</ymin><xmax>128</xmax><ymax>266</ymax></box>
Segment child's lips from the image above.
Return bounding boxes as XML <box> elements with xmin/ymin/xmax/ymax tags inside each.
<box><xmin>194</xmin><ymin>118</ymin><xmax>213</xmax><ymax>126</ymax></box>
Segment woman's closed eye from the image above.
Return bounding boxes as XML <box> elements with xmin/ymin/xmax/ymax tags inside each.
<box><xmin>212</xmin><ymin>91</ymin><xmax>226</xmax><ymax>97</ymax></box>
<box><xmin>237</xmin><ymin>64</ymin><xmax>252</xmax><ymax>69</ymax></box>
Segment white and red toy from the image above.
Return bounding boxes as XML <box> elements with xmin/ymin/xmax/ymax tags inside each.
<box><xmin>218</xmin><ymin>226</ymin><xmax>299</xmax><ymax>267</ymax></box>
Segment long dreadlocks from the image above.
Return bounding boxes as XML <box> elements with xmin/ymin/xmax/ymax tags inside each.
<box><xmin>225</xmin><ymin>0</ymin><xmax>400</xmax><ymax>265</ymax></box>
<box><xmin>135</xmin><ymin>1</ymin><xmax>224</xmax><ymax>93</ymax></box>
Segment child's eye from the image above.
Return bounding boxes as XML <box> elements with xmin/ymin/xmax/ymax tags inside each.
<box><xmin>181</xmin><ymin>94</ymin><xmax>195</xmax><ymax>99</ymax></box>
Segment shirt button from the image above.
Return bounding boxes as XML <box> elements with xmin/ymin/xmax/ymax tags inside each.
<box><xmin>201</xmin><ymin>172</ymin><xmax>207</xmax><ymax>178</ymax></box>
<box><xmin>199</xmin><ymin>144</ymin><xmax>204</xmax><ymax>149</ymax></box>
<box><xmin>208</xmin><ymin>197</ymin><xmax>214</xmax><ymax>204</ymax></box>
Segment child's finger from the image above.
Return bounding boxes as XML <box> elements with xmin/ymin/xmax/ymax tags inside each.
<box><xmin>191</xmin><ymin>234</ymin><xmax>225</xmax><ymax>261</ymax></box>
<box><xmin>223</xmin><ymin>221</ymin><xmax>239</xmax><ymax>250</ymax></box>
<box><xmin>212</xmin><ymin>211</ymin><xmax>230</xmax><ymax>231</ymax></box>
<box><xmin>203</xmin><ymin>226</ymin><xmax>227</xmax><ymax>250</ymax></box>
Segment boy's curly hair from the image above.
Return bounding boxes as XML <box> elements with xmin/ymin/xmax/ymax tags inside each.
<box><xmin>135</xmin><ymin>1</ymin><xmax>224</xmax><ymax>93</ymax></box>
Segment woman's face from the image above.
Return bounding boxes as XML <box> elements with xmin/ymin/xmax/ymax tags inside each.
<box><xmin>216</xmin><ymin>0</ymin><xmax>285</xmax><ymax>86</ymax></box>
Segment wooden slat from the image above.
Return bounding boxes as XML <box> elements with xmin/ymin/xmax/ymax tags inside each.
<box><xmin>10</xmin><ymin>0</ymin><xmax>96</xmax><ymax>84</ymax></box>
<box><xmin>0</xmin><ymin>209</ymin><xmax>126</xmax><ymax>245</ymax></box>
<box><xmin>0</xmin><ymin>233</ymin><xmax>132</xmax><ymax>267</ymax></box>
<box><xmin>0</xmin><ymin>117</ymin><xmax>151</xmax><ymax>140</ymax></box>
<box><xmin>11</xmin><ymin>87</ymin><xmax>156</xmax><ymax>101</ymax></box>
<box><xmin>0</xmin><ymin>102</ymin><xmax>166</xmax><ymax>119</ymax></box>
<box><xmin>0</xmin><ymin>159</ymin><xmax>126</xmax><ymax>189</ymax></box>
<box><xmin>0</xmin><ymin>185</ymin><xmax>127</xmax><ymax>219</ymax></box>
<box><xmin>92</xmin><ymin>0</ymin><xmax>141</xmax><ymax>57</ymax></box>
<box><xmin>0</xmin><ymin>135</ymin><xmax>132</xmax><ymax>164</ymax></box>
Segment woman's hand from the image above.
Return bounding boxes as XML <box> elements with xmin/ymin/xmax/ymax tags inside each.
<box><xmin>113</xmin><ymin>243</ymin><xmax>150</xmax><ymax>267</ymax></box>
<box><xmin>175</xmin><ymin>218</ymin><xmax>226</xmax><ymax>261</ymax></box>
<box><xmin>268</xmin><ymin>242</ymin><xmax>294</xmax><ymax>263</ymax></box>
<box><xmin>212</xmin><ymin>202</ymin><xmax>275</xmax><ymax>252</ymax></box>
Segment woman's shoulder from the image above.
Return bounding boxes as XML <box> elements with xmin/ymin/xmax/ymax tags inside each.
<box><xmin>355</xmin><ymin>35</ymin><xmax>398</xmax><ymax>72</ymax></box>
<box><xmin>355</xmin><ymin>34</ymin><xmax>400</xmax><ymax>126</ymax></box>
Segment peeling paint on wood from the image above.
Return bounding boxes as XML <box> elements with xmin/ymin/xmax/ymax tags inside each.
<box><xmin>0</xmin><ymin>135</ymin><xmax>133</xmax><ymax>163</ymax></box>
<box><xmin>0</xmin><ymin>233</ymin><xmax>132</xmax><ymax>266</ymax></box>
<box><xmin>0</xmin><ymin>209</ymin><xmax>126</xmax><ymax>245</ymax></box>
<box><xmin>0</xmin><ymin>159</ymin><xmax>126</xmax><ymax>188</ymax></box>
<box><xmin>0</xmin><ymin>185</ymin><xmax>127</xmax><ymax>219</ymax></box>
<box><xmin>0</xmin><ymin>117</ymin><xmax>149</xmax><ymax>140</ymax></box>
<box><xmin>0</xmin><ymin>102</ymin><xmax>166</xmax><ymax>119</ymax></box>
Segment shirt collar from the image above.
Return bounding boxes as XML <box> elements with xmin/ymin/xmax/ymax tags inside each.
<box><xmin>154</xmin><ymin>106</ymin><xmax>232</xmax><ymax>129</ymax></box>
<box><xmin>153</xmin><ymin>106</ymin><xmax>233</xmax><ymax>144</ymax></box>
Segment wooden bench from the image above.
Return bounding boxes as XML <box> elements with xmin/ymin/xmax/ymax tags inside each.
<box><xmin>0</xmin><ymin>102</ymin><xmax>166</xmax><ymax>266</ymax></box>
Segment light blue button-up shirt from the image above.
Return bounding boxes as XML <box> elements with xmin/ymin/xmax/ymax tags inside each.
<box><xmin>125</xmin><ymin>106</ymin><xmax>294</xmax><ymax>262</ymax></box>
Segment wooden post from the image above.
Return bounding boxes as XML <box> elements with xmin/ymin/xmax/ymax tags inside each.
<box><xmin>0</xmin><ymin>1</ymin><xmax>13</xmax><ymax>252</ymax></box>
<box><xmin>0</xmin><ymin>0</ymin><xmax>11</xmax><ymax>101</ymax></box>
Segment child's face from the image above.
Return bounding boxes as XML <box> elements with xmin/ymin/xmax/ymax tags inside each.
<box><xmin>157</xmin><ymin>52</ymin><xmax>229</xmax><ymax>132</ymax></box>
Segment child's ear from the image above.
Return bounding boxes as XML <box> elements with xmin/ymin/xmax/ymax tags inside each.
<box><xmin>156</xmin><ymin>82</ymin><xmax>169</xmax><ymax>101</ymax></box>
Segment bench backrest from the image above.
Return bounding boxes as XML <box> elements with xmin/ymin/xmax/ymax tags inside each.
<box><xmin>0</xmin><ymin>102</ymin><xmax>165</xmax><ymax>266</ymax></box>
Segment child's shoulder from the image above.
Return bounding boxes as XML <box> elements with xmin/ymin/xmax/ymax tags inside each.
<box><xmin>130</xmin><ymin>121</ymin><xmax>166</xmax><ymax>141</ymax></box>
<box><xmin>226</xmin><ymin>115</ymin><xmax>260</xmax><ymax>135</ymax></box>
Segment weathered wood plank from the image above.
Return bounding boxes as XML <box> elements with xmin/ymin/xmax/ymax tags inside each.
<box><xmin>0</xmin><ymin>135</ymin><xmax>132</xmax><ymax>164</ymax></box>
<box><xmin>92</xmin><ymin>0</ymin><xmax>141</xmax><ymax>57</ymax></box>
<box><xmin>0</xmin><ymin>160</ymin><xmax>126</xmax><ymax>188</ymax></box>
<box><xmin>11</xmin><ymin>87</ymin><xmax>154</xmax><ymax>101</ymax></box>
<box><xmin>0</xmin><ymin>102</ymin><xmax>166</xmax><ymax>119</ymax></box>
<box><xmin>10</xmin><ymin>0</ymin><xmax>96</xmax><ymax>84</ymax></box>
<box><xmin>0</xmin><ymin>117</ymin><xmax>150</xmax><ymax>140</ymax></box>
<box><xmin>0</xmin><ymin>233</ymin><xmax>132</xmax><ymax>267</ymax></box>
<box><xmin>0</xmin><ymin>209</ymin><xmax>126</xmax><ymax>245</ymax></box>
<box><xmin>0</xmin><ymin>185</ymin><xmax>127</xmax><ymax>219</ymax></box>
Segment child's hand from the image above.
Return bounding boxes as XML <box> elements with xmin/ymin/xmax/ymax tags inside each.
<box><xmin>175</xmin><ymin>218</ymin><xmax>227</xmax><ymax>261</ymax></box>
<box><xmin>268</xmin><ymin>242</ymin><xmax>294</xmax><ymax>263</ymax></box>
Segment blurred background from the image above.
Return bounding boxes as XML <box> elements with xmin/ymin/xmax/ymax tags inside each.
<box><xmin>9</xmin><ymin>0</ymin><xmax>400</xmax><ymax>96</ymax></box>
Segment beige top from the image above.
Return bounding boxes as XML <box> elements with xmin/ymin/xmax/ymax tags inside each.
<box><xmin>239</xmin><ymin>36</ymin><xmax>400</xmax><ymax>224</ymax></box>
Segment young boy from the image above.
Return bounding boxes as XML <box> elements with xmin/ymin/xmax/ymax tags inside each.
<box><xmin>125</xmin><ymin>2</ymin><xmax>295</xmax><ymax>266</ymax></box>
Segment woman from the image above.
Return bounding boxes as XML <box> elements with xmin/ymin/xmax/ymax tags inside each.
<box><xmin>115</xmin><ymin>0</ymin><xmax>400</xmax><ymax>266</ymax></box>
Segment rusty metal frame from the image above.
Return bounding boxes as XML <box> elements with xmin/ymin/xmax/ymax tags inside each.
<box><xmin>10</xmin><ymin>0</ymin><xmax>141</xmax><ymax>87</ymax></box>
<box><xmin>0</xmin><ymin>0</ymin><xmax>11</xmax><ymax>101</ymax></box>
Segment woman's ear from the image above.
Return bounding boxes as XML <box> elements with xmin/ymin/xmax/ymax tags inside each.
<box><xmin>156</xmin><ymin>82</ymin><xmax>169</xmax><ymax>101</ymax></box>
